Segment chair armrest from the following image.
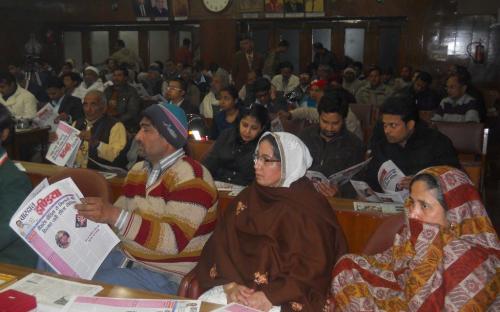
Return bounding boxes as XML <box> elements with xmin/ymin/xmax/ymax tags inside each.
<box><xmin>178</xmin><ymin>267</ymin><xmax>198</xmax><ymax>298</ymax></box>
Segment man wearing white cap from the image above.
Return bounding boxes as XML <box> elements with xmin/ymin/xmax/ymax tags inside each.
<box><xmin>342</xmin><ymin>67</ymin><xmax>364</xmax><ymax>96</ymax></box>
<box><xmin>72</xmin><ymin>66</ymin><xmax>104</xmax><ymax>100</ymax></box>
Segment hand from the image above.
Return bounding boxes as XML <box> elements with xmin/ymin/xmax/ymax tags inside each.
<box><xmin>246</xmin><ymin>291</ymin><xmax>273</xmax><ymax>312</ymax></box>
<box><xmin>48</xmin><ymin>131</ymin><xmax>58</xmax><ymax>143</ymax></box>
<box><xmin>316</xmin><ymin>182</ymin><xmax>339</xmax><ymax>197</ymax></box>
<box><xmin>397</xmin><ymin>176</ymin><xmax>413</xmax><ymax>190</ymax></box>
<box><xmin>224</xmin><ymin>283</ymin><xmax>254</xmax><ymax>306</ymax></box>
<box><xmin>79</xmin><ymin>130</ymin><xmax>91</xmax><ymax>142</ymax></box>
<box><xmin>55</xmin><ymin>112</ymin><xmax>69</xmax><ymax>123</ymax></box>
<box><xmin>74</xmin><ymin>197</ymin><xmax>121</xmax><ymax>225</ymax></box>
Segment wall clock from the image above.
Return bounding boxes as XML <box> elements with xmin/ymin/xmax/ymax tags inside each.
<box><xmin>202</xmin><ymin>0</ymin><xmax>231</xmax><ymax>13</ymax></box>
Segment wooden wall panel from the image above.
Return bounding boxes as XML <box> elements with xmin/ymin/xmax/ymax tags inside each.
<box><xmin>199</xmin><ymin>19</ymin><xmax>236</xmax><ymax>71</ymax></box>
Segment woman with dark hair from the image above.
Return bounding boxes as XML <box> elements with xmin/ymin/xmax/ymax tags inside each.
<box><xmin>210</xmin><ymin>85</ymin><xmax>241</xmax><ymax>140</ymax></box>
<box><xmin>197</xmin><ymin>132</ymin><xmax>347</xmax><ymax>311</ymax></box>
<box><xmin>203</xmin><ymin>104</ymin><xmax>270</xmax><ymax>186</ymax></box>
<box><xmin>329</xmin><ymin>166</ymin><xmax>500</xmax><ymax>311</ymax></box>
<box><xmin>0</xmin><ymin>104</ymin><xmax>37</xmax><ymax>268</ymax></box>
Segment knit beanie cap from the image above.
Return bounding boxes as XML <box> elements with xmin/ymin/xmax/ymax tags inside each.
<box><xmin>142</xmin><ymin>104</ymin><xmax>188</xmax><ymax>149</ymax></box>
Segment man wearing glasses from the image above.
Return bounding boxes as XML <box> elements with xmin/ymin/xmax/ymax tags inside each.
<box><xmin>164</xmin><ymin>78</ymin><xmax>199</xmax><ymax>115</ymax></box>
<box><xmin>365</xmin><ymin>95</ymin><xmax>460</xmax><ymax>192</ymax></box>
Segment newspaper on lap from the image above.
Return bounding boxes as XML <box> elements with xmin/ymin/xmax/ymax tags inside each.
<box><xmin>46</xmin><ymin>121</ymin><xmax>82</xmax><ymax>167</ymax></box>
<box><xmin>350</xmin><ymin>160</ymin><xmax>409</xmax><ymax>203</ymax></box>
<box><xmin>9</xmin><ymin>178</ymin><xmax>120</xmax><ymax>280</ymax></box>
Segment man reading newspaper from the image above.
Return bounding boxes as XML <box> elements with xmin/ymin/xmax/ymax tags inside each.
<box><xmin>365</xmin><ymin>95</ymin><xmax>459</xmax><ymax>192</ymax></box>
<box><xmin>71</xmin><ymin>104</ymin><xmax>218</xmax><ymax>295</ymax></box>
<box><xmin>299</xmin><ymin>93</ymin><xmax>365</xmax><ymax>197</ymax></box>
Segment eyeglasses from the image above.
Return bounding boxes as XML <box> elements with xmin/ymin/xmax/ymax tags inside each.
<box><xmin>253</xmin><ymin>154</ymin><xmax>280</xmax><ymax>166</ymax></box>
<box><xmin>167</xmin><ymin>85</ymin><xmax>182</xmax><ymax>91</ymax></box>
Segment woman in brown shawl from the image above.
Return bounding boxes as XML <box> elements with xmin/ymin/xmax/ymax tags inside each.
<box><xmin>197</xmin><ymin>132</ymin><xmax>347</xmax><ymax>311</ymax></box>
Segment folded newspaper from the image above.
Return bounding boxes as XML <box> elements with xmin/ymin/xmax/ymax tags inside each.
<box><xmin>34</xmin><ymin>103</ymin><xmax>59</xmax><ymax>132</ymax></box>
<box><xmin>353</xmin><ymin>201</ymin><xmax>405</xmax><ymax>214</ymax></box>
<box><xmin>306</xmin><ymin>157</ymin><xmax>371</xmax><ymax>187</ymax></box>
<box><xmin>61</xmin><ymin>296</ymin><xmax>201</xmax><ymax>312</ymax></box>
<box><xmin>350</xmin><ymin>160</ymin><xmax>409</xmax><ymax>203</ymax></box>
<box><xmin>46</xmin><ymin>121</ymin><xmax>82</xmax><ymax>167</ymax></box>
<box><xmin>9</xmin><ymin>178</ymin><xmax>120</xmax><ymax>280</ymax></box>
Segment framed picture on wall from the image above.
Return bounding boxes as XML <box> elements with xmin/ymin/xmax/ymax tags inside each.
<box><xmin>132</xmin><ymin>0</ymin><xmax>153</xmax><ymax>20</ymax></box>
<box><xmin>284</xmin><ymin>0</ymin><xmax>304</xmax><ymax>17</ymax></box>
<box><xmin>240</xmin><ymin>0</ymin><xmax>263</xmax><ymax>13</ymax></box>
<box><xmin>172</xmin><ymin>0</ymin><xmax>189</xmax><ymax>20</ymax></box>
<box><xmin>305</xmin><ymin>0</ymin><xmax>325</xmax><ymax>17</ymax></box>
<box><xmin>151</xmin><ymin>0</ymin><xmax>169</xmax><ymax>20</ymax></box>
<box><xmin>265</xmin><ymin>0</ymin><xmax>284</xmax><ymax>18</ymax></box>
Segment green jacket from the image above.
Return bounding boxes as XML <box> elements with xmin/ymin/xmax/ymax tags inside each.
<box><xmin>0</xmin><ymin>147</ymin><xmax>37</xmax><ymax>268</ymax></box>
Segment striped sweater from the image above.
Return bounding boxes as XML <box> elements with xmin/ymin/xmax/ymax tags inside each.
<box><xmin>114</xmin><ymin>156</ymin><xmax>218</xmax><ymax>276</ymax></box>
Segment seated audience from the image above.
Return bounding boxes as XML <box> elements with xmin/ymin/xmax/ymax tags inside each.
<box><xmin>355</xmin><ymin>66</ymin><xmax>393</xmax><ymax>106</ymax></box>
<box><xmin>329</xmin><ymin>166</ymin><xmax>500</xmax><ymax>311</ymax></box>
<box><xmin>381</xmin><ymin>68</ymin><xmax>395</xmax><ymax>88</ymax></box>
<box><xmin>232</xmin><ymin>35</ymin><xmax>264</xmax><ymax>91</ymax></box>
<box><xmin>73</xmin><ymin>90</ymin><xmax>128</xmax><ymax>170</ymax></box>
<box><xmin>262</xmin><ymin>40</ymin><xmax>289</xmax><ymax>79</ymax></box>
<box><xmin>342</xmin><ymin>67</ymin><xmax>364</xmax><ymax>96</ymax></box>
<box><xmin>141</xmin><ymin>64</ymin><xmax>163</xmax><ymax>96</ymax></box>
<box><xmin>294</xmin><ymin>72</ymin><xmax>313</xmax><ymax>107</ymax></box>
<box><xmin>70</xmin><ymin>103</ymin><xmax>218</xmax><ymax>294</ymax></box>
<box><xmin>366</xmin><ymin>96</ymin><xmax>460</xmax><ymax>191</ymax></box>
<box><xmin>409</xmin><ymin>71</ymin><xmax>441</xmax><ymax>111</ymax></box>
<box><xmin>200</xmin><ymin>69</ymin><xmax>229</xmax><ymax>118</ymax></box>
<box><xmin>180</xmin><ymin>66</ymin><xmax>201</xmax><ymax>109</ymax></box>
<box><xmin>0</xmin><ymin>104</ymin><xmax>37</xmax><ymax>267</ymax></box>
<box><xmin>72</xmin><ymin>66</ymin><xmax>105</xmax><ymax>100</ymax></box>
<box><xmin>432</xmin><ymin>73</ymin><xmax>481</xmax><ymax>123</ymax></box>
<box><xmin>281</xmin><ymin>81</ymin><xmax>363</xmax><ymax>140</ymax></box>
<box><xmin>210</xmin><ymin>86</ymin><xmax>241</xmax><ymax>140</ymax></box>
<box><xmin>271</xmin><ymin>61</ymin><xmax>300</xmax><ymax>97</ymax></box>
<box><xmin>164</xmin><ymin>78</ymin><xmax>199</xmax><ymax>115</ymax></box>
<box><xmin>252</xmin><ymin>77</ymin><xmax>288</xmax><ymax>119</ymax></box>
<box><xmin>197</xmin><ymin>132</ymin><xmax>346</xmax><ymax>311</ymax></box>
<box><xmin>203</xmin><ymin>104</ymin><xmax>270</xmax><ymax>186</ymax></box>
<box><xmin>299</xmin><ymin>92</ymin><xmax>365</xmax><ymax>198</ymax></box>
<box><xmin>62</xmin><ymin>72</ymin><xmax>82</xmax><ymax>97</ymax></box>
<box><xmin>104</xmin><ymin>66</ymin><xmax>140</xmax><ymax>130</ymax></box>
<box><xmin>393</xmin><ymin>65</ymin><xmax>413</xmax><ymax>91</ymax></box>
<box><xmin>238</xmin><ymin>70</ymin><xmax>258</xmax><ymax>105</ymax></box>
<box><xmin>45</xmin><ymin>77</ymin><xmax>84</xmax><ymax>124</ymax></box>
<box><xmin>0</xmin><ymin>71</ymin><xmax>37</xmax><ymax>119</ymax></box>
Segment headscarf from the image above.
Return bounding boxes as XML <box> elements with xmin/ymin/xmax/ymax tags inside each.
<box><xmin>330</xmin><ymin>166</ymin><xmax>500</xmax><ymax>311</ymax></box>
<box><xmin>257</xmin><ymin>132</ymin><xmax>313</xmax><ymax>188</ymax></box>
<box><xmin>197</xmin><ymin>133</ymin><xmax>346</xmax><ymax>311</ymax></box>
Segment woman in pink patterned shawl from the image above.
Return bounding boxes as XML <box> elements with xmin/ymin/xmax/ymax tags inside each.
<box><xmin>329</xmin><ymin>166</ymin><xmax>500</xmax><ymax>311</ymax></box>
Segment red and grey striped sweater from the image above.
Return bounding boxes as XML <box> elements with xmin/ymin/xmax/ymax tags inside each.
<box><xmin>114</xmin><ymin>156</ymin><xmax>218</xmax><ymax>276</ymax></box>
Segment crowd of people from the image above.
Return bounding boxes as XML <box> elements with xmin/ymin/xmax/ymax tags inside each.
<box><xmin>0</xmin><ymin>33</ymin><xmax>499</xmax><ymax>311</ymax></box>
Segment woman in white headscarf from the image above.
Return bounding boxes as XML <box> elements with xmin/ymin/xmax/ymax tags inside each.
<box><xmin>196</xmin><ymin>132</ymin><xmax>347</xmax><ymax>312</ymax></box>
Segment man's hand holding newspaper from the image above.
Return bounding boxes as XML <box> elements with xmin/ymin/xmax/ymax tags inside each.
<box><xmin>75</xmin><ymin>197</ymin><xmax>121</xmax><ymax>225</ymax></box>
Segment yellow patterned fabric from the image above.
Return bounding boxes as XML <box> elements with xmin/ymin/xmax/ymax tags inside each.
<box><xmin>330</xmin><ymin>166</ymin><xmax>500</xmax><ymax>311</ymax></box>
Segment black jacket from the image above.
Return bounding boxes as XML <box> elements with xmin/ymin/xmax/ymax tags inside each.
<box><xmin>58</xmin><ymin>95</ymin><xmax>83</xmax><ymax>122</ymax></box>
<box><xmin>366</xmin><ymin>122</ymin><xmax>460</xmax><ymax>191</ymax></box>
<box><xmin>299</xmin><ymin>125</ymin><xmax>366</xmax><ymax>197</ymax></box>
<box><xmin>202</xmin><ymin>127</ymin><xmax>258</xmax><ymax>186</ymax></box>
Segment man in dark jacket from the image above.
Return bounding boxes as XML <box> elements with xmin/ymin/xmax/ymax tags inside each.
<box><xmin>299</xmin><ymin>92</ymin><xmax>365</xmax><ymax>198</ymax></box>
<box><xmin>46</xmin><ymin>77</ymin><xmax>83</xmax><ymax>124</ymax></box>
<box><xmin>366</xmin><ymin>95</ymin><xmax>460</xmax><ymax>192</ymax></box>
<box><xmin>104</xmin><ymin>66</ymin><xmax>140</xmax><ymax>132</ymax></box>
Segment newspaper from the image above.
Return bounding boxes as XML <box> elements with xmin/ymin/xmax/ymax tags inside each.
<box><xmin>9</xmin><ymin>178</ymin><xmax>120</xmax><ymax>280</ymax></box>
<box><xmin>5</xmin><ymin>273</ymin><xmax>102</xmax><ymax>312</ymax></box>
<box><xmin>61</xmin><ymin>296</ymin><xmax>201</xmax><ymax>312</ymax></box>
<box><xmin>34</xmin><ymin>103</ymin><xmax>59</xmax><ymax>131</ymax></box>
<box><xmin>214</xmin><ymin>303</ymin><xmax>261</xmax><ymax>312</ymax></box>
<box><xmin>306</xmin><ymin>158</ymin><xmax>371</xmax><ymax>187</ymax></box>
<box><xmin>350</xmin><ymin>160</ymin><xmax>408</xmax><ymax>203</ymax></box>
<box><xmin>353</xmin><ymin>201</ymin><xmax>405</xmax><ymax>214</ymax></box>
<box><xmin>46</xmin><ymin>121</ymin><xmax>82</xmax><ymax>167</ymax></box>
<box><xmin>214</xmin><ymin>181</ymin><xmax>244</xmax><ymax>196</ymax></box>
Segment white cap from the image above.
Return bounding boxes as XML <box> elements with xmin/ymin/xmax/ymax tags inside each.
<box><xmin>84</xmin><ymin>66</ymin><xmax>99</xmax><ymax>75</ymax></box>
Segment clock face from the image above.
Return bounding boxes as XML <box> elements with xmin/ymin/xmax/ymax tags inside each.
<box><xmin>202</xmin><ymin>0</ymin><xmax>231</xmax><ymax>13</ymax></box>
